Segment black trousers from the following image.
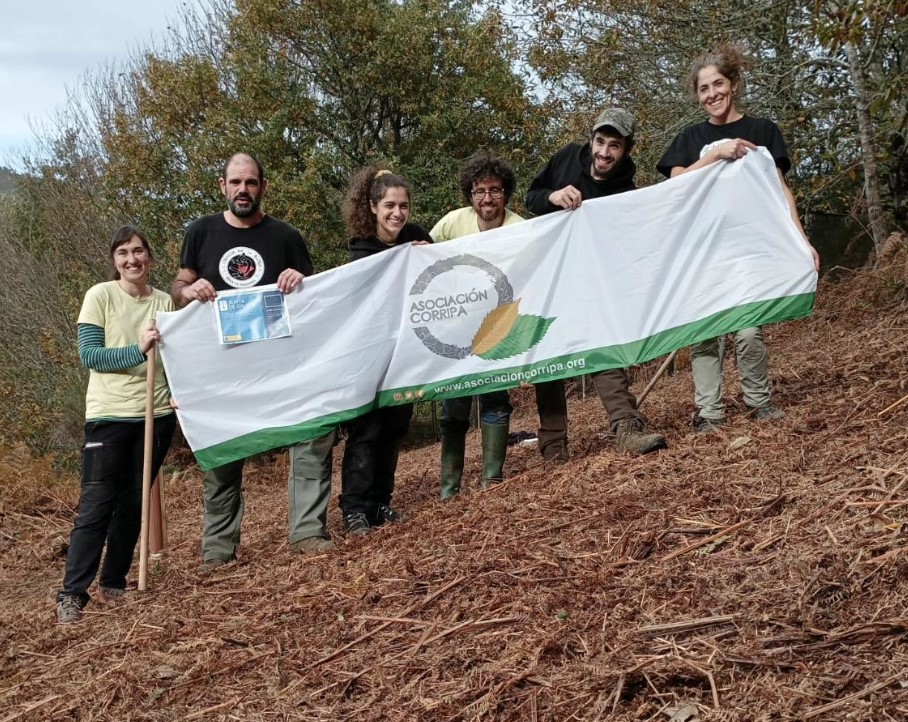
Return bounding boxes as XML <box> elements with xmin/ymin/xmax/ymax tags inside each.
<box><xmin>59</xmin><ymin>415</ymin><xmax>175</xmax><ymax>603</ymax></box>
<box><xmin>340</xmin><ymin>405</ymin><xmax>413</xmax><ymax>519</ymax></box>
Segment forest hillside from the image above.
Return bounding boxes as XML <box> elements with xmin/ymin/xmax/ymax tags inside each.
<box><xmin>1</xmin><ymin>255</ymin><xmax>907</xmax><ymax>721</ymax></box>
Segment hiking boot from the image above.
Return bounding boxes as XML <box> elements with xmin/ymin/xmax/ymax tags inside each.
<box><xmin>344</xmin><ymin>512</ymin><xmax>371</xmax><ymax>536</ymax></box>
<box><xmin>56</xmin><ymin>594</ymin><xmax>85</xmax><ymax>625</ymax></box>
<box><xmin>373</xmin><ymin>504</ymin><xmax>405</xmax><ymax>526</ymax></box>
<box><xmin>290</xmin><ymin>536</ymin><xmax>334</xmax><ymax>553</ymax></box>
<box><xmin>614</xmin><ymin>418</ymin><xmax>667</xmax><ymax>455</ymax></box>
<box><xmin>541</xmin><ymin>440</ymin><xmax>569</xmax><ymax>466</ymax></box>
<box><xmin>694</xmin><ymin>416</ymin><xmax>726</xmax><ymax>434</ymax></box>
<box><xmin>99</xmin><ymin>586</ymin><xmax>127</xmax><ymax>604</ymax></box>
<box><xmin>751</xmin><ymin>403</ymin><xmax>785</xmax><ymax>421</ymax></box>
<box><xmin>196</xmin><ymin>557</ymin><xmax>233</xmax><ymax>575</ymax></box>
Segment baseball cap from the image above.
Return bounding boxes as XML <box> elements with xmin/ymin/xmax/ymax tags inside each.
<box><xmin>592</xmin><ymin>108</ymin><xmax>636</xmax><ymax>137</ymax></box>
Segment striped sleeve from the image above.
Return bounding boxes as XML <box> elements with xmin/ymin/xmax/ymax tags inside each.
<box><xmin>78</xmin><ymin>323</ymin><xmax>146</xmax><ymax>372</ymax></box>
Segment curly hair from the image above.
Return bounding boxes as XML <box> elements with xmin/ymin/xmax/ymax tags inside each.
<box><xmin>343</xmin><ymin>164</ymin><xmax>412</xmax><ymax>239</ymax></box>
<box><xmin>689</xmin><ymin>44</ymin><xmax>752</xmax><ymax>99</ymax></box>
<box><xmin>458</xmin><ymin>150</ymin><xmax>516</xmax><ymax>205</ymax></box>
<box><xmin>109</xmin><ymin>225</ymin><xmax>153</xmax><ymax>280</ymax></box>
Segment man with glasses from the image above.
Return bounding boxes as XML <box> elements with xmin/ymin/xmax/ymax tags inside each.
<box><xmin>430</xmin><ymin>150</ymin><xmax>523</xmax><ymax>499</ymax></box>
<box><xmin>525</xmin><ymin>108</ymin><xmax>668</xmax><ymax>462</ymax></box>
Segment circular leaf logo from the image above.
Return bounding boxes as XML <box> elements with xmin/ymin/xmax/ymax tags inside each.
<box><xmin>409</xmin><ymin>254</ymin><xmax>554</xmax><ymax>361</ymax></box>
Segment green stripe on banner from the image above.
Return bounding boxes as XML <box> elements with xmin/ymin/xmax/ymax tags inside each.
<box><xmin>381</xmin><ymin>293</ymin><xmax>815</xmax><ymax>403</ymax></box>
<box><xmin>194</xmin><ymin>293</ymin><xmax>813</xmax><ymax>470</ymax></box>
<box><xmin>194</xmin><ymin>402</ymin><xmax>376</xmax><ymax>470</ymax></box>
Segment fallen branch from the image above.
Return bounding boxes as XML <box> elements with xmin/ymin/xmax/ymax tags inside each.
<box><xmin>0</xmin><ymin>695</ymin><xmax>62</xmax><ymax>722</ymax></box>
<box><xmin>186</xmin><ymin>697</ymin><xmax>241</xmax><ymax>721</ymax></box>
<box><xmin>661</xmin><ymin>519</ymin><xmax>753</xmax><ymax>562</ymax></box>
<box><xmin>802</xmin><ymin>672</ymin><xmax>903</xmax><ymax>719</ymax></box>
<box><xmin>513</xmin><ymin>512</ymin><xmax>600</xmax><ymax>542</ymax></box>
<box><xmin>636</xmin><ymin>615</ymin><xmax>736</xmax><ymax>637</ymax></box>
<box><xmin>878</xmin><ymin>393</ymin><xmax>908</xmax><ymax>417</ymax></box>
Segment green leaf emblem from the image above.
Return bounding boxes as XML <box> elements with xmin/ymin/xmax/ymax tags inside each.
<box><xmin>475</xmin><ymin>314</ymin><xmax>554</xmax><ymax>360</ymax></box>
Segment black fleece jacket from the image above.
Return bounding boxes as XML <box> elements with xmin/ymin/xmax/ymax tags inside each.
<box><xmin>525</xmin><ymin>142</ymin><xmax>637</xmax><ymax>216</ymax></box>
<box><xmin>348</xmin><ymin>222</ymin><xmax>432</xmax><ymax>262</ymax></box>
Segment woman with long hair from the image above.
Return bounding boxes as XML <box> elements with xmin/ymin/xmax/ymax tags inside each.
<box><xmin>657</xmin><ymin>45</ymin><xmax>819</xmax><ymax>434</ymax></box>
<box><xmin>340</xmin><ymin>165</ymin><xmax>431</xmax><ymax>535</ymax></box>
<box><xmin>56</xmin><ymin>226</ymin><xmax>175</xmax><ymax>623</ymax></box>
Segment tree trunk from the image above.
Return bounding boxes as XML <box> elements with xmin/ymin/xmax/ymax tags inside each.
<box><xmin>844</xmin><ymin>41</ymin><xmax>889</xmax><ymax>263</ymax></box>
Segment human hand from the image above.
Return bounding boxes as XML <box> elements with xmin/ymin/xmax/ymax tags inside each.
<box><xmin>712</xmin><ymin>139</ymin><xmax>757</xmax><ymax>162</ymax></box>
<box><xmin>139</xmin><ymin>325</ymin><xmax>161</xmax><ymax>355</ymax></box>
<box><xmin>411</xmin><ymin>240</ymin><xmax>431</xmax><ymax>246</ymax></box>
<box><xmin>277</xmin><ymin>268</ymin><xmax>304</xmax><ymax>293</ymax></box>
<box><xmin>809</xmin><ymin>243</ymin><xmax>820</xmax><ymax>272</ymax></box>
<box><xmin>549</xmin><ymin>185</ymin><xmax>583</xmax><ymax>210</ymax></box>
<box><xmin>181</xmin><ymin>278</ymin><xmax>217</xmax><ymax>303</ymax></box>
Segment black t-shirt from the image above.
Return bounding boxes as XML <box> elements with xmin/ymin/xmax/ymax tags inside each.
<box><xmin>656</xmin><ymin>116</ymin><xmax>791</xmax><ymax>178</ymax></box>
<box><xmin>348</xmin><ymin>222</ymin><xmax>432</xmax><ymax>262</ymax></box>
<box><xmin>180</xmin><ymin>213</ymin><xmax>314</xmax><ymax>291</ymax></box>
<box><xmin>525</xmin><ymin>142</ymin><xmax>637</xmax><ymax>216</ymax></box>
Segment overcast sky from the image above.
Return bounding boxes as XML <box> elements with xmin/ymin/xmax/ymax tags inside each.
<box><xmin>0</xmin><ymin>0</ymin><xmax>193</xmax><ymax>170</ymax></box>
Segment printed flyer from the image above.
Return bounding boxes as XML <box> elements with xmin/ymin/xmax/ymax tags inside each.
<box><xmin>215</xmin><ymin>285</ymin><xmax>291</xmax><ymax>344</ymax></box>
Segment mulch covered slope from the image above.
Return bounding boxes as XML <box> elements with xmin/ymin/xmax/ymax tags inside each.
<box><xmin>1</xmin><ymin>268</ymin><xmax>906</xmax><ymax>722</ymax></box>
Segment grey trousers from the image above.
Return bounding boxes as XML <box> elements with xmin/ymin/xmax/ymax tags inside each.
<box><xmin>690</xmin><ymin>327</ymin><xmax>770</xmax><ymax>420</ymax></box>
<box><xmin>288</xmin><ymin>430</ymin><xmax>336</xmax><ymax>543</ymax></box>
<box><xmin>201</xmin><ymin>430</ymin><xmax>335</xmax><ymax>561</ymax></box>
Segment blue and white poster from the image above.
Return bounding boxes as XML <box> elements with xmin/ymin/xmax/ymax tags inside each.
<box><xmin>215</xmin><ymin>285</ymin><xmax>291</xmax><ymax>344</ymax></box>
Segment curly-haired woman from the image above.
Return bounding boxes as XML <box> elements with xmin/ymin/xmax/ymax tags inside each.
<box><xmin>339</xmin><ymin>166</ymin><xmax>431</xmax><ymax>535</ymax></box>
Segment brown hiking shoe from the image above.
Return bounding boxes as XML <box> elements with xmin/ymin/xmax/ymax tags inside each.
<box><xmin>615</xmin><ymin>418</ymin><xmax>667</xmax><ymax>455</ymax></box>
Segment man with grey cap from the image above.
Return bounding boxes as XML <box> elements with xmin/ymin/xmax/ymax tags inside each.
<box><xmin>525</xmin><ymin>108</ymin><xmax>667</xmax><ymax>461</ymax></box>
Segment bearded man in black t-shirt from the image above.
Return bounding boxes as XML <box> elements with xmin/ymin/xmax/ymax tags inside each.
<box><xmin>172</xmin><ymin>152</ymin><xmax>336</xmax><ymax>573</ymax></box>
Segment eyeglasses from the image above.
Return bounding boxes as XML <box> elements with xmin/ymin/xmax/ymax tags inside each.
<box><xmin>471</xmin><ymin>188</ymin><xmax>504</xmax><ymax>199</ymax></box>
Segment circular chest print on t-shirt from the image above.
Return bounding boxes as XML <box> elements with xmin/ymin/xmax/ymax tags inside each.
<box><xmin>219</xmin><ymin>246</ymin><xmax>265</xmax><ymax>288</ymax></box>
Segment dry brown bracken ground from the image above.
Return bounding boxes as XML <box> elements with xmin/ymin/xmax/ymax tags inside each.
<box><xmin>1</xmin><ymin>264</ymin><xmax>907</xmax><ymax>721</ymax></box>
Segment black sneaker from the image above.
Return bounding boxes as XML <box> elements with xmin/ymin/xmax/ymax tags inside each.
<box><xmin>373</xmin><ymin>504</ymin><xmax>405</xmax><ymax>526</ymax></box>
<box><xmin>694</xmin><ymin>416</ymin><xmax>726</xmax><ymax>434</ymax></box>
<box><xmin>344</xmin><ymin>512</ymin><xmax>371</xmax><ymax>536</ymax></box>
<box><xmin>56</xmin><ymin>594</ymin><xmax>85</xmax><ymax>625</ymax></box>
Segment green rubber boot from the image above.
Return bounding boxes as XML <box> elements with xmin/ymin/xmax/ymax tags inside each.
<box><xmin>440</xmin><ymin>433</ymin><xmax>466</xmax><ymax>500</ymax></box>
<box><xmin>480</xmin><ymin>422</ymin><xmax>509</xmax><ymax>489</ymax></box>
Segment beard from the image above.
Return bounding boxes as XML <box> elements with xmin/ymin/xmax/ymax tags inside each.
<box><xmin>228</xmin><ymin>193</ymin><xmax>261</xmax><ymax>218</ymax></box>
<box><xmin>478</xmin><ymin>207</ymin><xmax>501</xmax><ymax>222</ymax></box>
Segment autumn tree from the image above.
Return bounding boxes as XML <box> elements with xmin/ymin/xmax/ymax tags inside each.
<box><xmin>811</xmin><ymin>0</ymin><xmax>908</xmax><ymax>256</ymax></box>
<box><xmin>0</xmin><ymin>0</ymin><xmax>547</xmax><ymax>454</ymax></box>
<box><xmin>516</xmin><ymin>0</ymin><xmax>906</xmax><ymax>256</ymax></box>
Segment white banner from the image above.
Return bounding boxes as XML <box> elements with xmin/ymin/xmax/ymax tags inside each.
<box><xmin>158</xmin><ymin>150</ymin><xmax>816</xmax><ymax>469</ymax></box>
